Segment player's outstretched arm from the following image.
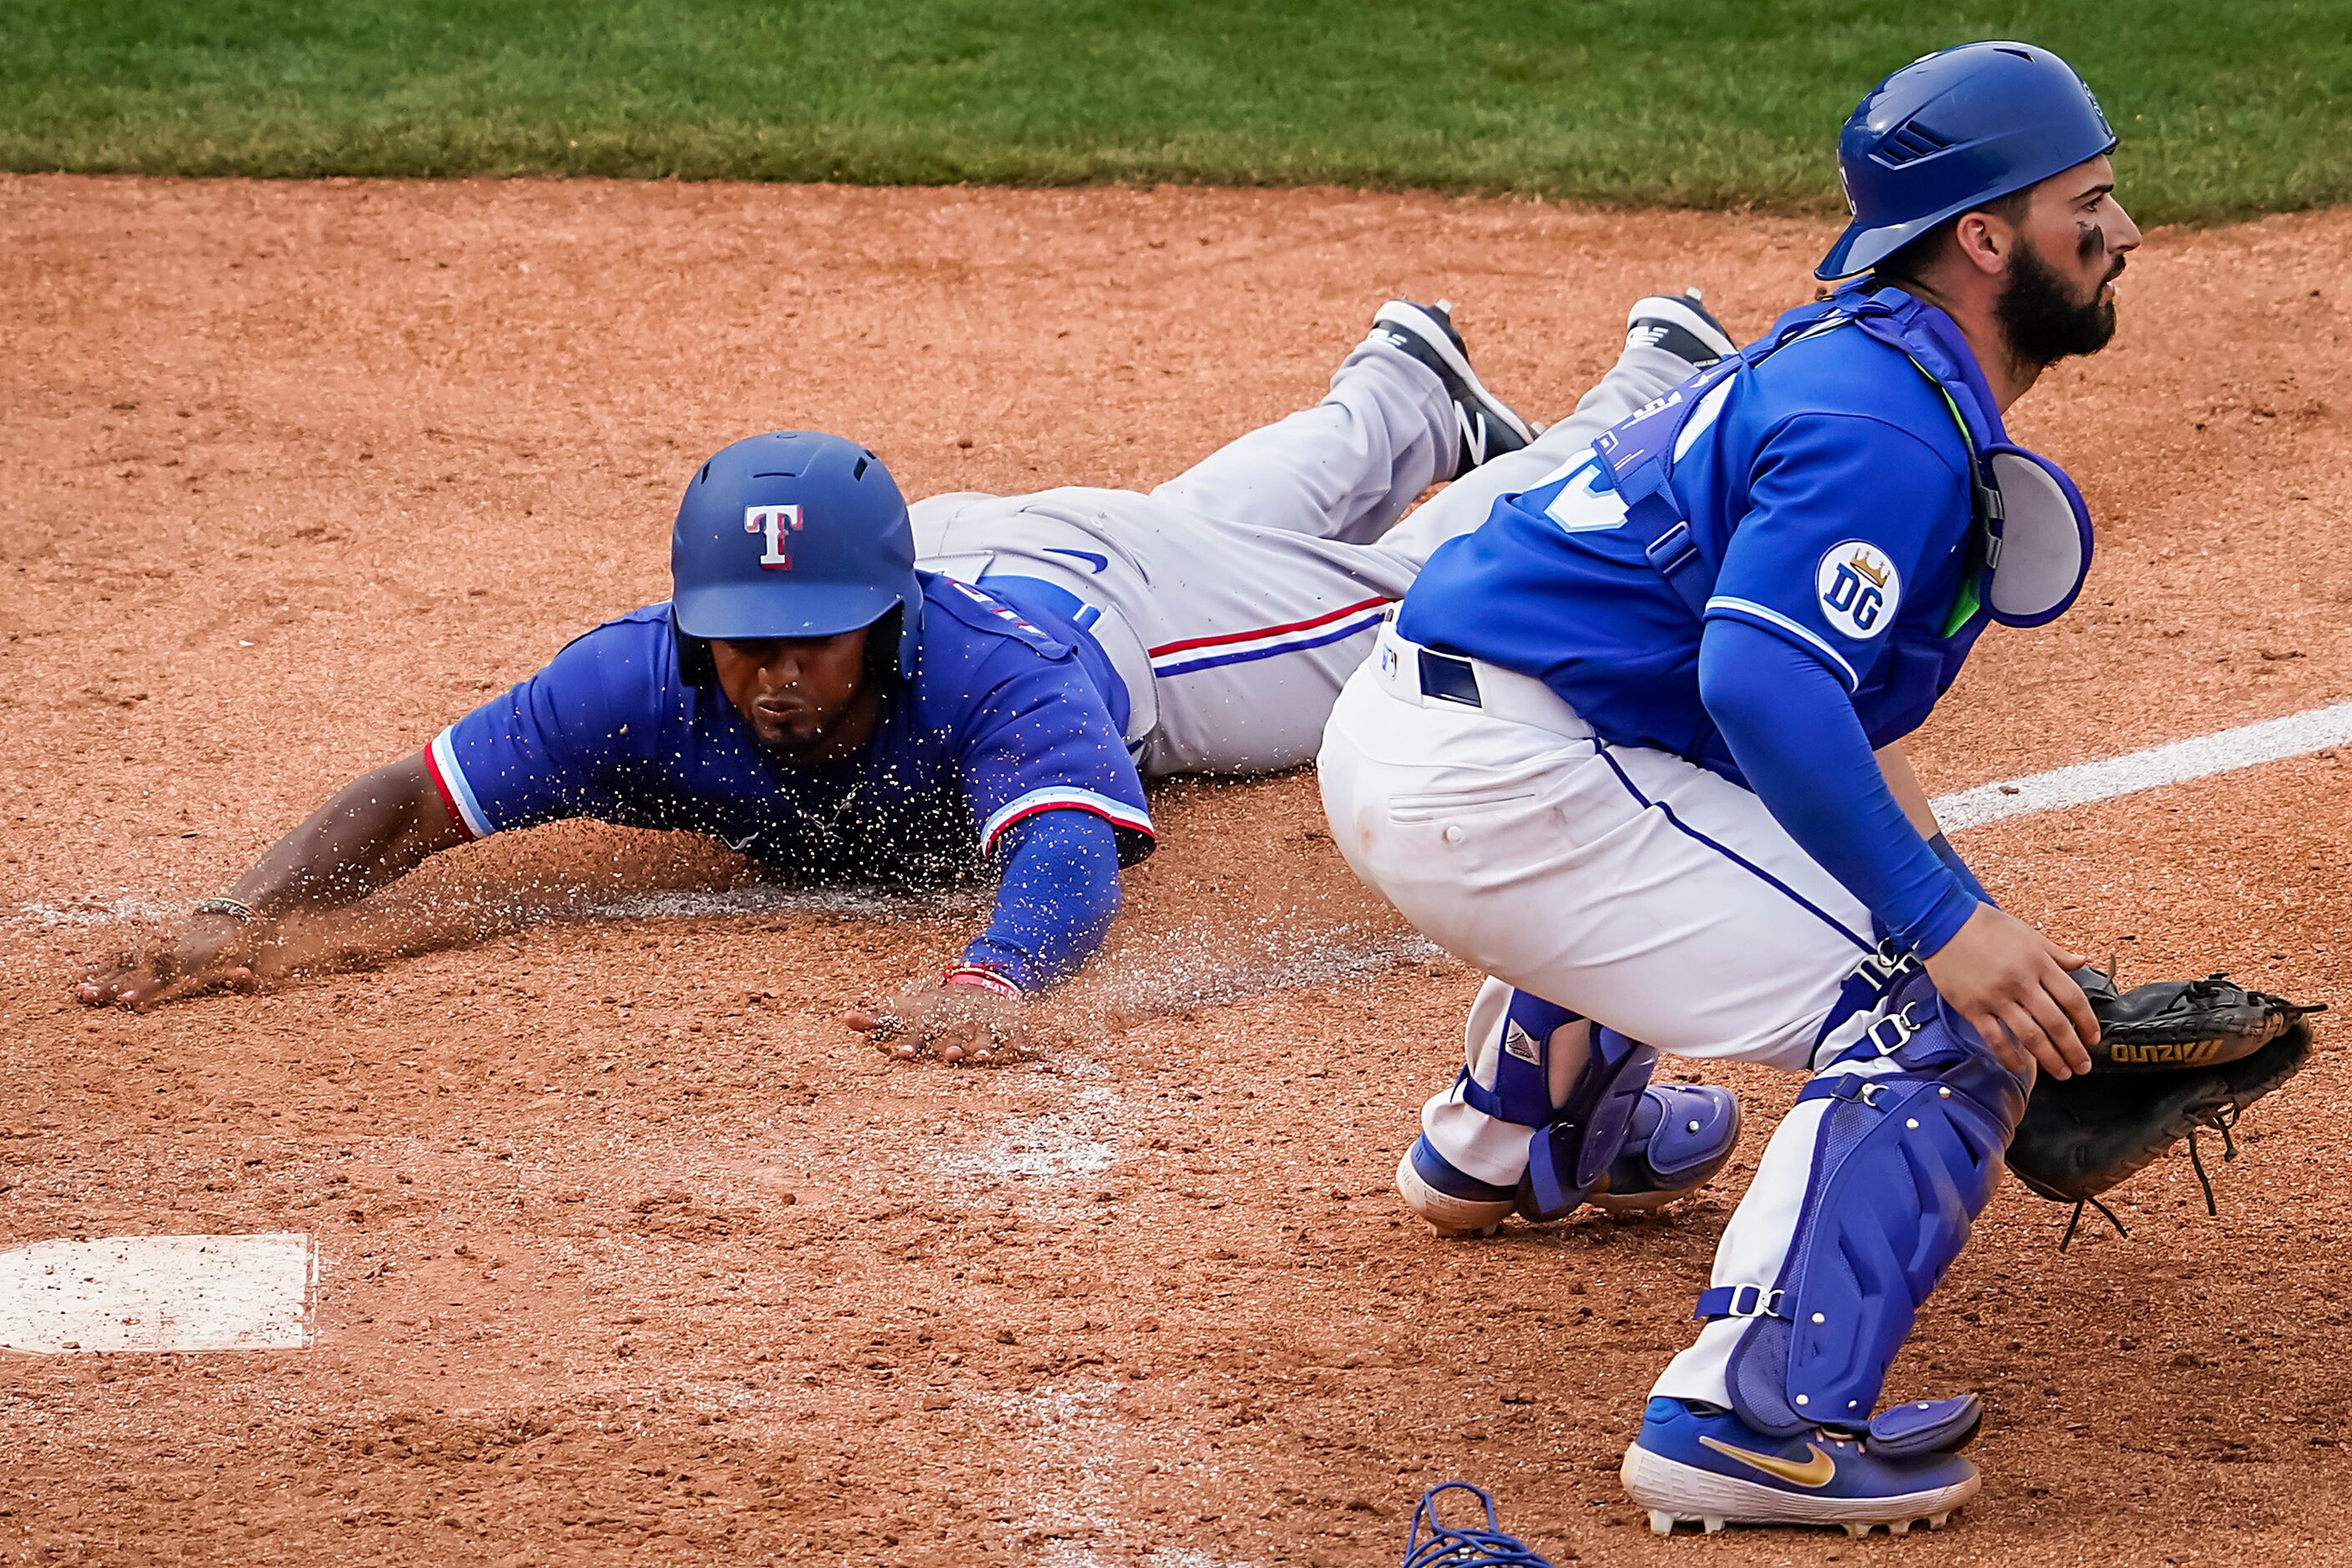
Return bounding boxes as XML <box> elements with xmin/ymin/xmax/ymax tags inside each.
<box><xmin>75</xmin><ymin>753</ymin><xmax>466</xmax><ymax>1011</ymax></box>
<box><xmin>846</xmin><ymin>808</ymin><xmax>1123</xmax><ymax>1063</ymax></box>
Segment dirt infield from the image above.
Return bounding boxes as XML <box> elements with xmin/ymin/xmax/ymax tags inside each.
<box><xmin>3</xmin><ymin>175</ymin><xmax>2350</xmax><ymax>1565</ymax></box>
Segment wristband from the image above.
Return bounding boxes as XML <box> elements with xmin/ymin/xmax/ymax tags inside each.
<box><xmin>942</xmin><ymin>963</ymin><xmax>1022</xmax><ymax>999</ymax></box>
<box><xmin>193</xmin><ymin>896</ymin><xmax>258</xmax><ymax>923</ymax></box>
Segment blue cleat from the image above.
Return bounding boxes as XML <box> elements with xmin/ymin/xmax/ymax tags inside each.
<box><xmin>1395</xmin><ymin>1134</ymin><xmax>1521</xmax><ymax>1236</ymax></box>
<box><xmin>1402</xmin><ymin>1482</ymin><xmax>1556</xmax><ymax>1567</ymax></box>
<box><xmin>1396</xmin><ymin>1083</ymin><xmax>1740</xmax><ymax>1236</ymax></box>
<box><xmin>1620</xmin><ymin>1397</ymin><xmax>1979</xmax><ymax>1537</ymax></box>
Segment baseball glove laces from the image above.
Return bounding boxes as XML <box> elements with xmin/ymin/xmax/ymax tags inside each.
<box><xmin>2006</xmin><ymin>966</ymin><xmax>2325</xmax><ymax>1250</ymax></box>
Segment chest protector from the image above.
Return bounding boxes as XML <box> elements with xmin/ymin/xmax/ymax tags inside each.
<box><xmin>1589</xmin><ymin>286</ymin><xmax>2093</xmax><ymax>642</ymax></box>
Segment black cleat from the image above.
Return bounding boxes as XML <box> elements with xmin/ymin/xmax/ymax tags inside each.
<box><xmin>1372</xmin><ymin>299</ymin><xmax>1536</xmax><ymax>479</ymax></box>
<box><xmin>1624</xmin><ymin>289</ymin><xmax>1737</xmax><ymax>370</ymax></box>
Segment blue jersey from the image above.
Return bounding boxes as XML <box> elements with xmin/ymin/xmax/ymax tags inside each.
<box><xmin>424</xmin><ymin>572</ymin><xmax>1152</xmax><ymax>885</ymax></box>
<box><xmin>1400</xmin><ymin>300</ymin><xmax>1993</xmax><ymax>782</ymax></box>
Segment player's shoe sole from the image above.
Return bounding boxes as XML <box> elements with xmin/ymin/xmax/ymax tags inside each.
<box><xmin>1621</xmin><ymin>1444</ymin><xmax>1977</xmax><ymax>1537</ymax></box>
<box><xmin>1395</xmin><ymin>1136</ymin><xmax>1516</xmax><ymax>1236</ymax></box>
<box><xmin>1587</xmin><ymin>1176</ymin><xmax>1696</xmax><ymax>1214</ymax></box>
<box><xmin>1621</xmin><ymin>1398</ymin><xmax>1980</xmax><ymax>1538</ymax></box>
<box><xmin>1371</xmin><ymin>299</ymin><xmax>1536</xmax><ymax>477</ymax></box>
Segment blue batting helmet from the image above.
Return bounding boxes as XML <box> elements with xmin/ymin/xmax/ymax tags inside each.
<box><xmin>670</xmin><ymin>430</ymin><xmax>923</xmax><ymax>678</ymax></box>
<box><xmin>1817</xmin><ymin>41</ymin><xmax>2117</xmax><ymax>281</ymax></box>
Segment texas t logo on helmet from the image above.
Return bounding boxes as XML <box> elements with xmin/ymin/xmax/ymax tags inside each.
<box><xmin>745</xmin><ymin>504</ymin><xmax>804</xmax><ymax>569</ymax></box>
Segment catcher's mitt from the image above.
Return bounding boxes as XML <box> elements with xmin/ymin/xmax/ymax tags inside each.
<box><xmin>2006</xmin><ymin>969</ymin><xmax>2323</xmax><ymax>1246</ymax></box>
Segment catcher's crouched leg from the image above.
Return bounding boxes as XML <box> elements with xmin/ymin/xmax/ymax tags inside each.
<box><xmin>1397</xmin><ymin>982</ymin><xmax>1742</xmax><ymax>1236</ymax></box>
<box><xmin>1623</xmin><ymin>971</ymin><xmax>2027</xmax><ymax>1535</ymax></box>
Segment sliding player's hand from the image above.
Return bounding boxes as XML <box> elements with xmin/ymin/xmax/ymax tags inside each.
<box><xmin>847</xmin><ymin>979</ymin><xmax>1046</xmax><ymax>1065</ymax></box>
<box><xmin>75</xmin><ymin>915</ymin><xmax>260</xmax><ymax>1011</ymax></box>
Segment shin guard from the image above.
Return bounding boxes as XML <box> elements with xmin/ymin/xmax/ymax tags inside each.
<box><xmin>1702</xmin><ymin>973</ymin><xmax>2030</xmax><ymax>1435</ymax></box>
<box><xmin>1518</xmin><ymin>1026</ymin><xmax>1660</xmax><ymax>1222</ymax></box>
<box><xmin>1455</xmin><ymin>996</ymin><xmax>1665</xmax><ymax>1222</ymax></box>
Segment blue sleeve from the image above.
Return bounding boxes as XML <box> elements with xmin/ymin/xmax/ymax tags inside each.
<box><xmin>958</xmin><ymin>809</ymin><xmax>1123</xmax><ymax>991</ymax></box>
<box><xmin>1697</xmin><ymin>619</ymin><xmax>1980</xmax><ymax>957</ymax></box>
<box><xmin>1705</xmin><ymin>412</ymin><xmax>1971</xmax><ymax>693</ymax></box>
<box><xmin>953</xmin><ymin>654</ymin><xmax>1155</xmax><ymax>867</ymax></box>
<box><xmin>426</xmin><ymin>620</ymin><xmax>653</xmax><ymax>837</ymax></box>
<box><xmin>1930</xmin><ymin>832</ymin><xmax>1993</xmax><ymax>907</ymax></box>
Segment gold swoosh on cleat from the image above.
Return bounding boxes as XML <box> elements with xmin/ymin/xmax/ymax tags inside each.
<box><xmin>1697</xmin><ymin>1435</ymin><xmax>1837</xmax><ymax>1488</ymax></box>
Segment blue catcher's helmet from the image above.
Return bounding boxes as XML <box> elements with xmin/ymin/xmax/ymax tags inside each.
<box><xmin>670</xmin><ymin>430</ymin><xmax>923</xmax><ymax>678</ymax></box>
<box><xmin>1818</xmin><ymin>41</ymin><xmax>2117</xmax><ymax>281</ymax></box>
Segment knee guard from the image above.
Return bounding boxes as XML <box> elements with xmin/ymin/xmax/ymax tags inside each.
<box><xmin>1699</xmin><ymin>973</ymin><xmax>2029</xmax><ymax>1436</ymax></box>
<box><xmin>1593</xmin><ymin>1080</ymin><xmax>1745</xmax><ymax>1213</ymax></box>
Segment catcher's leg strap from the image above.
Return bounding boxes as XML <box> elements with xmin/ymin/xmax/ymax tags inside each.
<box><xmin>1697</xmin><ymin>974</ymin><xmax>2030</xmax><ymax>1436</ymax></box>
<box><xmin>1525</xmin><ymin>1027</ymin><xmax>1664</xmax><ymax>1219</ymax></box>
<box><xmin>1453</xmin><ymin>989</ymin><xmax>1582</xmax><ymax>1131</ymax></box>
<box><xmin>1456</xmin><ymin>1009</ymin><xmax>1662</xmax><ymax>1222</ymax></box>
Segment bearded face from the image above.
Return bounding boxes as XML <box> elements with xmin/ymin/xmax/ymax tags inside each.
<box><xmin>1997</xmin><ymin>220</ymin><xmax>2124</xmax><ymax>367</ymax></box>
<box><xmin>1992</xmin><ymin>155</ymin><xmax>2137</xmax><ymax>370</ymax></box>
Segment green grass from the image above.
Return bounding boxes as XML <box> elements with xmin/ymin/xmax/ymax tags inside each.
<box><xmin>4</xmin><ymin>0</ymin><xmax>2347</xmax><ymax>220</ymax></box>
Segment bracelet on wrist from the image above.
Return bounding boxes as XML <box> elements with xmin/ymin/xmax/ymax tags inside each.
<box><xmin>193</xmin><ymin>896</ymin><xmax>259</xmax><ymax>923</ymax></box>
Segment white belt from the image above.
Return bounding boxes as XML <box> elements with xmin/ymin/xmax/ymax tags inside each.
<box><xmin>1370</xmin><ymin>619</ymin><xmax>1595</xmax><ymax>741</ymax></box>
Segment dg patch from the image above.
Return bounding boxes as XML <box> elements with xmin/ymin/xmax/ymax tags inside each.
<box><xmin>1816</xmin><ymin>540</ymin><xmax>1901</xmax><ymax>640</ymax></box>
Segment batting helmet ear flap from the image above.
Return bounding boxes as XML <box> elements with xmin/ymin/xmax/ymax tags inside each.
<box><xmin>672</xmin><ymin>620</ymin><xmax>718</xmax><ymax>687</ymax></box>
<box><xmin>858</xmin><ymin>604</ymin><xmax>906</xmax><ymax>692</ymax></box>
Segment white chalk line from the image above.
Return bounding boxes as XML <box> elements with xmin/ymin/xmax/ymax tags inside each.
<box><xmin>1932</xmin><ymin>697</ymin><xmax>2352</xmax><ymax>832</ymax></box>
<box><xmin>935</xmin><ymin>1085</ymin><xmax>1123</xmax><ymax>1188</ymax></box>
<box><xmin>994</xmin><ymin>1378</ymin><xmax>1260</xmax><ymax>1568</ymax></box>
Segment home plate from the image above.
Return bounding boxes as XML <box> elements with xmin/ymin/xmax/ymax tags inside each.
<box><xmin>0</xmin><ymin>1233</ymin><xmax>316</xmax><ymax>1353</ymax></box>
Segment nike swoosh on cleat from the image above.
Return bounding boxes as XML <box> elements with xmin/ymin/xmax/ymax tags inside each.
<box><xmin>1697</xmin><ymin>1436</ymin><xmax>1837</xmax><ymax>1488</ymax></box>
<box><xmin>1043</xmin><ymin>547</ymin><xmax>1110</xmax><ymax>574</ymax></box>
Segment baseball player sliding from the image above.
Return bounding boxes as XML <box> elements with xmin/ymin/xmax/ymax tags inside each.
<box><xmin>1319</xmin><ymin>43</ymin><xmax>2137</xmax><ymax>1535</ymax></box>
<box><xmin>78</xmin><ymin>293</ymin><xmax>1726</xmax><ymax>1060</ymax></box>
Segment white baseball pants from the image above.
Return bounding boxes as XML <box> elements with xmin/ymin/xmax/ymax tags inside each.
<box><xmin>1317</xmin><ymin>618</ymin><xmax>1921</xmax><ymax>1407</ymax></box>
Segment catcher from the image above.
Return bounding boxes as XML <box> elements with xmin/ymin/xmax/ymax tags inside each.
<box><xmin>1318</xmin><ymin>40</ymin><xmax>2317</xmax><ymax>1537</ymax></box>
